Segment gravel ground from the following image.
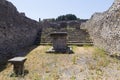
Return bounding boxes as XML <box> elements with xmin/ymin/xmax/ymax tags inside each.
<box><xmin>0</xmin><ymin>46</ymin><xmax>120</xmax><ymax>80</ymax></box>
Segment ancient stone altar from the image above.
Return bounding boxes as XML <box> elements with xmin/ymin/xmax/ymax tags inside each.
<box><xmin>47</xmin><ymin>32</ymin><xmax>73</xmax><ymax>53</ymax></box>
<box><xmin>51</xmin><ymin>32</ymin><xmax>67</xmax><ymax>52</ymax></box>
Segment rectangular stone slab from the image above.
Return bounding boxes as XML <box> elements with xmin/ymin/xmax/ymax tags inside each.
<box><xmin>8</xmin><ymin>57</ymin><xmax>27</xmax><ymax>62</ymax></box>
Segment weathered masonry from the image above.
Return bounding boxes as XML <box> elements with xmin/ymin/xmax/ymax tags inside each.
<box><xmin>47</xmin><ymin>32</ymin><xmax>73</xmax><ymax>53</ymax></box>
<box><xmin>50</xmin><ymin>32</ymin><xmax>68</xmax><ymax>52</ymax></box>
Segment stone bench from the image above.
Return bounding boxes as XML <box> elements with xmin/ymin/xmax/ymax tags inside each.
<box><xmin>8</xmin><ymin>57</ymin><xmax>27</xmax><ymax>76</ymax></box>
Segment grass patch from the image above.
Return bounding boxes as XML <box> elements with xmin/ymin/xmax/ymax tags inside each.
<box><xmin>1</xmin><ymin>46</ymin><xmax>120</xmax><ymax>80</ymax></box>
<box><xmin>72</xmin><ymin>55</ymin><xmax>77</xmax><ymax>65</ymax></box>
<box><xmin>87</xmin><ymin>47</ymin><xmax>110</xmax><ymax>78</ymax></box>
<box><xmin>92</xmin><ymin>47</ymin><xmax>110</xmax><ymax>67</ymax></box>
<box><xmin>83</xmin><ymin>43</ymin><xmax>92</xmax><ymax>47</ymax></box>
<box><xmin>72</xmin><ymin>46</ymin><xmax>78</xmax><ymax>51</ymax></box>
<box><xmin>93</xmin><ymin>47</ymin><xmax>107</xmax><ymax>58</ymax></box>
<box><xmin>70</xmin><ymin>76</ymin><xmax>76</xmax><ymax>80</ymax></box>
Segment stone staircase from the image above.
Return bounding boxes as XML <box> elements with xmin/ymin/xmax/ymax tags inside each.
<box><xmin>40</xmin><ymin>21</ymin><xmax>92</xmax><ymax>44</ymax></box>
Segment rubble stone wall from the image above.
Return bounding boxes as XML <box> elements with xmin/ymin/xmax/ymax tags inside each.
<box><xmin>85</xmin><ymin>0</ymin><xmax>120</xmax><ymax>55</ymax></box>
<box><xmin>0</xmin><ymin>0</ymin><xmax>42</xmax><ymax>63</ymax></box>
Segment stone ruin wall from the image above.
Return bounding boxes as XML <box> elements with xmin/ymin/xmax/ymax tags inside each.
<box><xmin>0</xmin><ymin>0</ymin><xmax>42</xmax><ymax>63</ymax></box>
<box><xmin>1</xmin><ymin>0</ymin><xmax>118</xmax><ymax>64</ymax></box>
<box><xmin>84</xmin><ymin>0</ymin><xmax>120</xmax><ymax>55</ymax></box>
<box><xmin>41</xmin><ymin>20</ymin><xmax>92</xmax><ymax>43</ymax></box>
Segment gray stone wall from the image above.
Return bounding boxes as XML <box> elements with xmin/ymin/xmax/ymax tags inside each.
<box><xmin>85</xmin><ymin>0</ymin><xmax>120</xmax><ymax>55</ymax></box>
<box><xmin>41</xmin><ymin>20</ymin><xmax>91</xmax><ymax>43</ymax></box>
<box><xmin>0</xmin><ymin>0</ymin><xmax>42</xmax><ymax>63</ymax></box>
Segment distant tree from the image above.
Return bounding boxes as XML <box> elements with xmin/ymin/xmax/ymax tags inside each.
<box><xmin>56</xmin><ymin>14</ymin><xmax>78</xmax><ymax>21</ymax></box>
<box><xmin>65</xmin><ymin>14</ymin><xmax>77</xmax><ymax>20</ymax></box>
<box><xmin>56</xmin><ymin>15</ymin><xmax>65</xmax><ymax>21</ymax></box>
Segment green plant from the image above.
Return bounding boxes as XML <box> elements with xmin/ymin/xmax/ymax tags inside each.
<box><xmin>97</xmin><ymin>59</ymin><xmax>110</xmax><ymax>67</ymax></box>
<box><xmin>72</xmin><ymin>55</ymin><xmax>77</xmax><ymax>65</ymax></box>
<box><xmin>72</xmin><ymin>46</ymin><xmax>77</xmax><ymax>51</ymax></box>
<box><xmin>96</xmin><ymin>68</ymin><xmax>103</xmax><ymax>76</ymax></box>
<box><xmin>93</xmin><ymin>47</ymin><xmax>106</xmax><ymax>59</ymax></box>
<box><xmin>83</xmin><ymin>43</ymin><xmax>92</xmax><ymax>47</ymax></box>
<box><xmin>70</xmin><ymin>76</ymin><xmax>76</xmax><ymax>80</ymax></box>
<box><xmin>33</xmin><ymin>73</ymin><xmax>42</xmax><ymax>80</ymax></box>
<box><xmin>93</xmin><ymin>47</ymin><xmax>110</xmax><ymax>67</ymax></box>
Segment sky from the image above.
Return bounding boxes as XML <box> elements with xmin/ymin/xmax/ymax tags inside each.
<box><xmin>8</xmin><ymin>0</ymin><xmax>114</xmax><ymax>21</ymax></box>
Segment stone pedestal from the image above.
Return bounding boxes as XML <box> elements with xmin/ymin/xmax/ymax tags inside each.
<box><xmin>51</xmin><ymin>32</ymin><xmax>67</xmax><ymax>52</ymax></box>
<box><xmin>8</xmin><ymin>57</ymin><xmax>27</xmax><ymax>76</ymax></box>
<box><xmin>47</xmin><ymin>32</ymin><xmax>73</xmax><ymax>53</ymax></box>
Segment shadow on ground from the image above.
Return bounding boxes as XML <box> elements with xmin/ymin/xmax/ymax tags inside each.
<box><xmin>0</xmin><ymin>45</ymin><xmax>39</xmax><ymax>72</ymax></box>
<box><xmin>15</xmin><ymin>45</ymin><xmax>38</xmax><ymax>57</ymax></box>
<box><xmin>10</xmin><ymin>69</ymin><xmax>29</xmax><ymax>77</ymax></box>
<box><xmin>0</xmin><ymin>63</ymin><xmax>8</xmax><ymax>72</ymax></box>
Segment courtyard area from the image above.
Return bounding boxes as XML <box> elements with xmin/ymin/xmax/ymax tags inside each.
<box><xmin>0</xmin><ymin>45</ymin><xmax>120</xmax><ymax>80</ymax></box>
